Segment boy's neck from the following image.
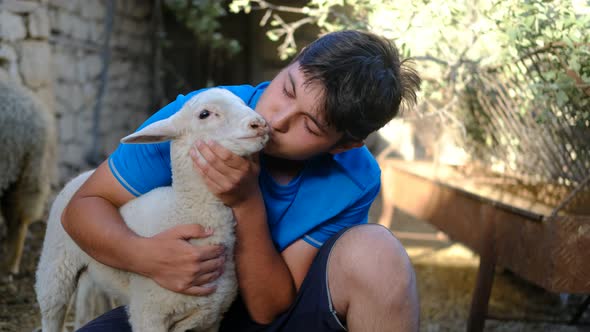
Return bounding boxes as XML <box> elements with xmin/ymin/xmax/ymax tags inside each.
<box><xmin>262</xmin><ymin>154</ymin><xmax>305</xmax><ymax>185</ymax></box>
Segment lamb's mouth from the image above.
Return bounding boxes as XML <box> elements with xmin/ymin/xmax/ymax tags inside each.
<box><xmin>238</xmin><ymin>133</ymin><xmax>269</xmax><ymax>140</ymax></box>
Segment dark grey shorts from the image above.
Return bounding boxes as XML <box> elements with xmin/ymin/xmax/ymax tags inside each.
<box><xmin>78</xmin><ymin>226</ymin><xmax>355</xmax><ymax>332</ymax></box>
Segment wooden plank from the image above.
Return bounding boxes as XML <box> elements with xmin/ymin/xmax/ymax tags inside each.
<box><xmin>389</xmin><ymin>161</ymin><xmax>556</xmax><ymax>218</ymax></box>
<box><xmin>384</xmin><ymin>160</ymin><xmax>590</xmax><ymax>293</ymax></box>
<box><xmin>467</xmin><ymin>213</ymin><xmax>497</xmax><ymax>332</ymax></box>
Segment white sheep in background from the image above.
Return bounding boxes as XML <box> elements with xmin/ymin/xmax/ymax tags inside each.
<box><xmin>0</xmin><ymin>76</ymin><xmax>56</xmax><ymax>278</ymax></box>
<box><xmin>35</xmin><ymin>88</ymin><xmax>269</xmax><ymax>332</ymax></box>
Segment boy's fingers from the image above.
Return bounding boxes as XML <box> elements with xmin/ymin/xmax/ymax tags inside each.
<box><xmin>195</xmin><ymin>255</ymin><xmax>225</xmax><ymax>272</ymax></box>
<box><xmin>168</xmin><ymin>223</ymin><xmax>212</xmax><ymax>239</ymax></box>
<box><xmin>207</xmin><ymin>141</ymin><xmax>241</xmax><ymax>164</ymax></box>
<box><xmin>194</xmin><ymin>270</ymin><xmax>222</xmax><ymax>285</ymax></box>
<box><xmin>192</xmin><ymin>246</ymin><xmax>225</xmax><ymax>262</ymax></box>
<box><xmin>183</xmin><ymin>284</ymin><xmax>217</xmax><ymax>296</ymax></box>
<box><xmin>195</xmin><ymin>144</ymin><xmax>235</xmax><ymax>176</ymax></box>
<box><xmin>194</xmin><ymin>162</ymin><xmax>232</xmax><ymax>193</ymax></box>
<box><xmin>197</xmin><ymin>141</ymin><xmax>245</xmax><ymax>170</ymax></box>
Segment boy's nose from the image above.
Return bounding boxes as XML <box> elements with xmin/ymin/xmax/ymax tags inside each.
<box><xmin>270</xmin><ymin>109</ymin><xmax>290</xmax><ymax>133</ymax></box>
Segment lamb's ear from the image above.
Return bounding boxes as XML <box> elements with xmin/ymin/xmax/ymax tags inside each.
<box><xmin>121</xmin><ymin>117</ymin><xmax>179</xmax><ymax>144</ymax></box>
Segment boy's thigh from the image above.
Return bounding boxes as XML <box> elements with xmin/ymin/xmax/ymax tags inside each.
<box><xmin>76</xmin><ymin>306</ymin><xmax>131</xmax><ymax>332</ymax></box>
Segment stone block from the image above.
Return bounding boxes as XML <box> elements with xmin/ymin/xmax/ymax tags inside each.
<box><xmin>82</xmin><ymin>81</ymin><xmax>97</xmax><ymax>101</ymax></box>
<box><xmin>55</xmin><ymin>83</ymin><xmax>84</xmax><ymax>114</ymax></box>
<box><xmin>33</xmin><ymin>85</ymin><xmax>55</xmax><ymax>115</ymax></box>
<box><xmin>52</xmin><ymin>48</ymin><xmax>78</xmax><ymax>82</ymax></box>
<box><xmin>67</xmin><ymin>83</ymin><xmax>84</xmax><ymax>110</ymax></box>
<box><xmin>121</xmin><ymin>17</ymin><xmax>141</xmax><ymax>35</ymax></box>
<box><xmin>0</xmin><ymin>42</ymin><xmax>17</xmax><ymax>62</ymax></box>
<box><xmin>54</xmin><ymin>10</ymin><xmax>75</xmax><ymax>36</ymax></box>
<box><xmin>80</xmin><ymin>0</ymin><xmax>104</xmax><ymax>20</ymax></box>
<box><xmin>80</xmin><ymin>54</ymin><xmax>103</xmax><ymax>80</ymax></box>
<box><xmin>19</xmin><ymin>40</ymin><xmax>52</xmax><ymax>88</ymax></box>
<box><xmin>76</xmin><ymin>107</ymin><xmax>93</xmax><ymax>138</ymax></box>
<box><xmin>128</xmin><ymin>0</ymin><xmax>151</xmax><ymax>19</ymax></box>
<box><xmin>127</xmin><ymin>18</ymin><xmax>150</xmax><ymax>37</ymax></box>
<box><xmin>54</xmin><ymin>84</ymin><xmax>71</xmax><ymax>115</ymax></box>
<box><xmin>103</xmin><ymin>133</ymin><xmax>121</xmax><ymax>155</ymax></box>
<box><xmin>28</xmin><ymin>6</ymin><xmax>51</xmax><ymax>38</ymax></box>
<box><xmin>0</xmin><ymin>44</ymin><xmax>22</xmax><ymax>82</ymax></box>
<box><xmin>109</xmin><ymin>60</ymin><xmax>131</xmax><ymax>78</ymax></box>
<box><xmin>49</xmin><ymin>0</ymin><xmax>79</xmax><ymax>13</ymax></box>
<box><xmin>71</xmin><ymin>15</ymin><xmax>90</xmax><ymax>41</ymax></box>
<box><xmin>87</xmin><ymin>21</ymin><xmax>103</xmax><ymax>43</ymax></box>
<box><xmin>58</xmin><ymin>112</ymin><xmax>76</xmax><ymax>142</ymax></box>
<box><xmin>63</xmin><ymin>141</ymin><xmax>86</xmax><ymax>166</ymax></box>
<box><xmin>0</xmin><ymin>10</ymin><xmax>27</xmax><ymax>41</ymax></box>
<box><xmin>1</xmin><ymin>0</ymin><xmax>40</xmax><ymax>14</ymax></box>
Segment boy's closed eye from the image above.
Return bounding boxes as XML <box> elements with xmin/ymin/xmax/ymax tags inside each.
<box><xmin>303</xmin><ymin>118</ymin><xmax>321</xmax><ymax>136</ymax></box>
<box><xmin>282</xmin><ymin>86</ymin><xmax>295</xmax><ymax>99</ymax></box>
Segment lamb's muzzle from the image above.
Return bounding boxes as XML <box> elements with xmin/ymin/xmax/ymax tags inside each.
<box><xmin>242</xmin><ymin>117</ymin><xmax>268</xmax><ymax>138</ymax></box>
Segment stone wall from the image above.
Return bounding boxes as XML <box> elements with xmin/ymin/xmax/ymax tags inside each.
<box><xmin>0</xmin><ymin>0</ymin><xmax>154</xmax><ymax>185</ymax></box>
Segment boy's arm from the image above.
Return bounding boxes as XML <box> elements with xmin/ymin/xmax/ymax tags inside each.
<box><xmin>194</xmin><ymin>142</ymin><xmax>319</xmax><ymax>323</ymax></box>
<box><xmin>62</xmin><ymin>160</ymin><xmax>226</xmax><ymax>295</ymax></box>
<box><xmin>232</xmin><ymin>193</ymin><xmax>319</xmax><ymax>323</ymax></box>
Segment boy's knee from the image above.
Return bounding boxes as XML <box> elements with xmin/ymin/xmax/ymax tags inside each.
<box><xmin>328</xmin><ymin>224</ymin><xmax>418</xmax><ymax>307</ymax></box>
<box><xmin>330</xmin><ymin>224</ymin><xmax>413</xmax><ymax>274</ymax></box>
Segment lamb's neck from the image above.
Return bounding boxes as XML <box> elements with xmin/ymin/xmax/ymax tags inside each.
<box><xmin>170</xmin><ymin>138</ymin><xmax>218</xmax><ymax>206</ymax></box>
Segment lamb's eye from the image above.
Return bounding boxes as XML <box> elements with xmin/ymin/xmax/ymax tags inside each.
<box><xmin>199</xmin><ymin>110</ymin><xmax>210</xmax><ymax>119</ymax></box>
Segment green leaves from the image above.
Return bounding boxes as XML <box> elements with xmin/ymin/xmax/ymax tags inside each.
<box><xmin>164</xmin><ymin>0</ymin><xmax>241</xmax><ymax>57</ymax></box>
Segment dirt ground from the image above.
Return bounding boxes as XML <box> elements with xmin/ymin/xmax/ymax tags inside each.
<box><xmin>0</xmin><ymin>194</ymin><xmax>588</xmax><ymax>332</ymax></box>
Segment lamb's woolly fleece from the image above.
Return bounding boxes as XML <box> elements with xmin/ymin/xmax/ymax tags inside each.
<box><xmin>0</xmin><ymin>77</ymin><xmax>56</xmax><ymax>275</ymax></box>
<box><xmin>35</xmin><ymin>88</ymin><xmax>269</xmax><ymax>332</ymax></box>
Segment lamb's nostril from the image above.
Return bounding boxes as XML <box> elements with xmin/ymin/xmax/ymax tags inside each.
<box><xmin>249</xmin><ymin>119</ymin><xmax>267</xmax><ymax>131</ymax></box>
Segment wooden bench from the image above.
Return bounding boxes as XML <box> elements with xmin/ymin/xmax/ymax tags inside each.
<box><xmin>379</xmin><ymin>160</ymin><xmax>590</xmax><ymax>331</ymax></box>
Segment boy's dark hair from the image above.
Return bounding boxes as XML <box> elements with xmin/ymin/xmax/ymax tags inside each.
<box><xmin>294</xmin><ymin>30</ymin><xmax>421</xmax><ymax>142</ymax></box>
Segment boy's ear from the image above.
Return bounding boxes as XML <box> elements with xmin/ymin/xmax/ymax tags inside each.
<box><xmin>328</xmin><ymin>141</ymin><xmax>364</xmax><ymax>155</ymax></box>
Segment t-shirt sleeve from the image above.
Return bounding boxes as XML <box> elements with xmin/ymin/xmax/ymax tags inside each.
<box><xmin>108</xmin><ymin>90</ymin><xmax>204</xmax><ymax>196</ymax></box>
<box><xmin>302</xmin><ymin>179</ymin><xmax>381</xmax><ymax>248</ymax></box>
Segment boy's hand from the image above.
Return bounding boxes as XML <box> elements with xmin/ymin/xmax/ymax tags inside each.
<box><xmin>138</xmin><ymin>224</ymin><xmax>226</xmax><ymax>296</ymax></box>
<box><xmin>191</xmin><ymin>140</ymin><xmax>261</xmax><ymax>208</ymax></box>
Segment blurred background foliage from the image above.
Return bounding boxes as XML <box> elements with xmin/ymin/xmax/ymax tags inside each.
<box><xmin>164</xmin><ymin>0</ymin><xmax>590</xmax><ymax>188</ymax></box>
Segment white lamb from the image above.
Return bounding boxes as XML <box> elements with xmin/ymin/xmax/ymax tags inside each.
<box><xmin>35</xmin><ymin>88</ymin><xmax>269</xmax><ymax>332</ymax></box>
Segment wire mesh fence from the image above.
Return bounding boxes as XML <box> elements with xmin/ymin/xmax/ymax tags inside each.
<box><xmin>457</xmin><ymin>44</ymin><xmax>590</xmax><ymax>215</ymax></box>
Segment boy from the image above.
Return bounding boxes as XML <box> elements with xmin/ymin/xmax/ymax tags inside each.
<box><xmin>65</xmin><ymin>30</ymin><xmax>421</xmax><ymax>331</ymax></box>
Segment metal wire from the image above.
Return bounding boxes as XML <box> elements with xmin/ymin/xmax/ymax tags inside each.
<box><xmin>460</xmin><ymin>45</ymin><xmax>590</xmax><ymax>215</ymax></box>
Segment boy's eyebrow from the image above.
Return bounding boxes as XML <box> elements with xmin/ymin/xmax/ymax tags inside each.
<box><xmin>288</xmin><ymin>67</ymin><xmax>328</xmax><ymax>133</ymax></box>
<box><xmin>287</xmin><ymin>69</ymin><xmax>297</xmax><ymax>97</ymax></box>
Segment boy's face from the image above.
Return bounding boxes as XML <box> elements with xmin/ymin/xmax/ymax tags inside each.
<box><xmin>255</xmin><ymin>62</ymin><xmax>354</xmax><ymax>161</ymax></box>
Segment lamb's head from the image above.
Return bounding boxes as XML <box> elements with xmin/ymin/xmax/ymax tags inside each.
<box><xmin>120</xmin><ymin>88</ymin><xmax>269</xmax><ymax>156</ymax></box>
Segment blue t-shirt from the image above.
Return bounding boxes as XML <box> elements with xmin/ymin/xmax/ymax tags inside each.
<box><xmin>109</xmin><ymin>83</ymin><xmax>381</xmax><ymax>251</ymax></box>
